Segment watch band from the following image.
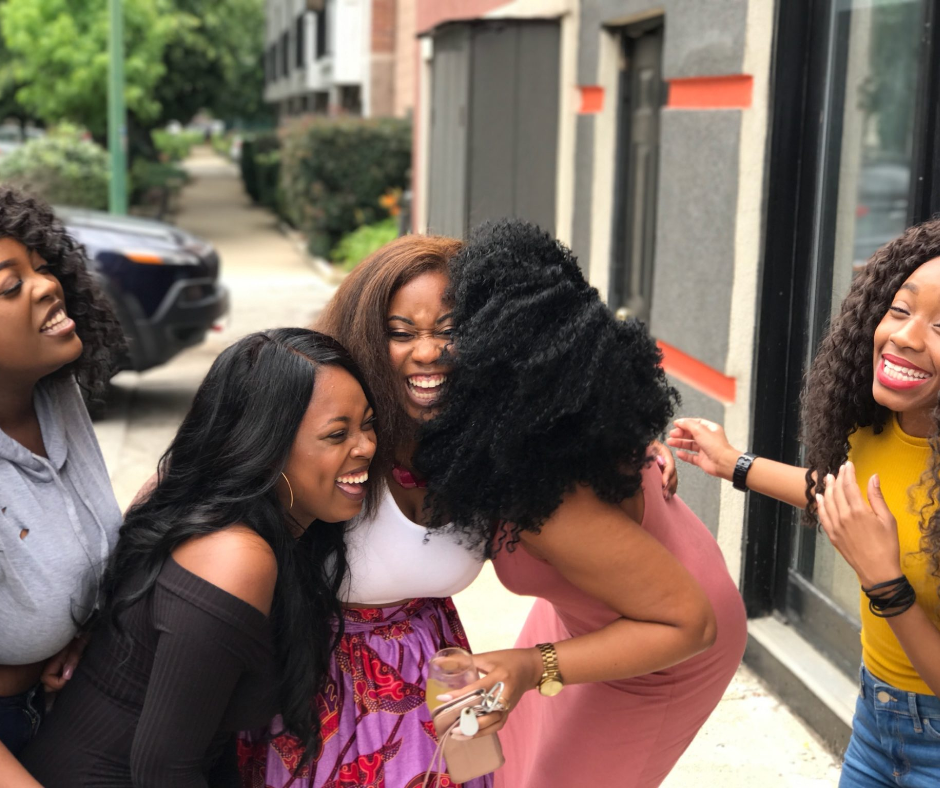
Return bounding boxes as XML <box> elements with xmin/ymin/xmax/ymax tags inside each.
<box><xmin>536</xmin><ymin>642</ymin><xmax>564</xmax><ymax>696</ymax></box>
<box><xmin>732</xmin><ymin>452</ymin><xmax>758</xmax><ymax>491</ymax></box>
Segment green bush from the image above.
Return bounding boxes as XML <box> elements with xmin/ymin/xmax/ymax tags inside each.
<box><xmin>254</xmin><ymin>149</ymin><xmax>282</xmax><ymax>213</ymax></box>
<box><xmin>280</xmin><ymin>117</ymin><xmax>412</xmax><ymax>258</ymax></box>
<box><xmin>239</xmin><ymin>132</ymin><xmax>280</xmax><ymax>204</ymax></box>
<box><xmin>331</xmin><ymin>217</ymin><xmax>399</xmax><ymax>271</ymax></box>
<box><xmin>0</xmin><ymin>124</ymin><xmax>109</xmax><ymax>209</ymax></box>
<box><xmin>211</xmin><ymin>131</ymin><xmax>235</xmax><ymax>159</ymax></box>
<box><xmin>130</xmin><ymin>159</ymin><xmax>189</xmax><ymax>219</ymax></box>
<box><xmin>152</xmin><ymin>129</ymin><xmax>204</xmax><ymax>162</ymax></box>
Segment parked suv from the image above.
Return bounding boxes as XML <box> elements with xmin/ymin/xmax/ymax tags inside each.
<box><xmin>58</xmin><ymin>208</ymin><xmax>229</xmax><ymax>372</ymax></box>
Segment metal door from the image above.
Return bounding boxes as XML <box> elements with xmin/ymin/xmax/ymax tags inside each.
<box><xmin>427</xmin><ymin>26</ymin><xmax>470</xmax><ymax>238</ymax></box>
<box><xmin>467</xmin><ymin>22</ymin><xmax>560</xmax><ymax>235</ymax></box>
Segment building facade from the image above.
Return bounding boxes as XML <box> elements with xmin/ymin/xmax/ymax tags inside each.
<box><xmin>263</xmin><ymin>0</ymin><xmax>417</xmax><ymax>119</ymax></box>
<box><xmin>412</xmin><ymin>0</ymin><xmax>940</xmax><ymax>753</ymax></box>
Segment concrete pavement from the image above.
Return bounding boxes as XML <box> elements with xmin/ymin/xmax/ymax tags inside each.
<box><xmin>94</xmin><ymin>148</ymin><xmax>842</xmax><ymax>786</ymax></box>
<box><xmin>95</xmin><ymin>147</ymin><xmax>338</xmax><ymax>509</ymax></box>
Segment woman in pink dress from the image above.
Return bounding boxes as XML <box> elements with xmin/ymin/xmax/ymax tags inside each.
<box><xmin>417</xmin><ymin>219</ymin><xmax>748</xmax><ymax>787</ymax></box>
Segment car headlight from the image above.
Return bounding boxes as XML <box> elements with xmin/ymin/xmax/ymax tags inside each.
<box><xmin>122</xmin><ymin>250</ymin><xmax>201</xmax><ymax>266</ymax></box>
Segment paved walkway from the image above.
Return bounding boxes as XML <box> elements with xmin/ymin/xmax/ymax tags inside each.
<box><xmin>95</xmin><ymin>146</ymin><xmax>337</xmax><ymax>508</ymax></box>
<box><xmin>94</xmin><ymin>148</ymin><xmax>843</xmax><ymax>786</ymax></box>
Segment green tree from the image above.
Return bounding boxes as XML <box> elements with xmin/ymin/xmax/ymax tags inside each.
<box><xmin>0</xmin><ymin>2</ymin><xmax>35</xmax><ymax>128</ymax></box>
<box><xmin>154</xmin><ymin>0</ymin><xmax>271</xmax><ymax>127</ymax></box>
<box><xmin>0</xmin><ymin>0</ymin><xmax>175</xmax><ymax>140</ymax></box>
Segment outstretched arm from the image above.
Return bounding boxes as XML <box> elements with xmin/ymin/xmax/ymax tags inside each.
<box><xmin>668</xmin><ymin>417</ymin><xmax>811</xmax><ymax>508</ymax></box>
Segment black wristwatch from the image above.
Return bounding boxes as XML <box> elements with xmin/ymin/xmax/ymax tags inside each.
<box><xmin>732</xmin><ymin>453</ymin><xmax>758</xmax><ymax>491</ymax></box>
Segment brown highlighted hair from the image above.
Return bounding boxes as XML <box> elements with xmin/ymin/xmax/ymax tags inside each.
<box><xmin>316</xmin><ymin>234</ymin><xmax>462</xmax><ymax>477</ymax></box>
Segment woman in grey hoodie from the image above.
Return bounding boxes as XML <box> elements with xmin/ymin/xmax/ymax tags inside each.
<box><xmin>0</xmin><ymin>187</ymin><xmax>124</xmax><ymax>786</ymax></box>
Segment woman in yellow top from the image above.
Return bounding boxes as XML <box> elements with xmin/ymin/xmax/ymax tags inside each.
<box><xmin>668</xmin><ymin>219</ymin><xmax>940</xmax><ymax>788</ymax></box>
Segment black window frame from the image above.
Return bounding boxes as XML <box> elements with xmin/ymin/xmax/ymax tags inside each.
<box><xmin>315</xmin><ymin>7</ymin><xmax>329</xmax><ymax>59</ymax></box>
<box><xmin>747</xmin><ymin>0</ymin><xmax>940</xmax><ymax>671</ymax></box>
<box><xmin>296</xmin><ymin>14</ymin><xmax>306</xmax><ymax>69</ymax></box>
<box><xmin>281</xmin><ymin>31</ymin><xmax>290</xmax><ymax>78</ymax></box>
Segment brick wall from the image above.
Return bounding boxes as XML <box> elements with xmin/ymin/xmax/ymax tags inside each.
<box><xmin>393</xmin><ymin>0</ymin><xmax>416</xmax><ymax>117</ymax></box>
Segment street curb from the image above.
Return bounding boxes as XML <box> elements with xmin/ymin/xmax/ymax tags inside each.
<box><xmin>278</xmin><ymin>221</ymin><xmax>348</xmax><ymax>286</ymax></box>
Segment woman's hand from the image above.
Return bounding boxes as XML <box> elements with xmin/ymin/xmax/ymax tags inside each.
<box><xmin>666</xmin><ymin>418</ymin><xmax>740</xmax><ymax>481</ymax></box>
<box><xmin>41</xmin><ymin>634</ymin><xmax>88</xmax><ymax>693</ymax></box>
<box><xmin>815</xmin><ymin>462</ymin><xmax>903</xmax><ymax>588</ymax></box>
<box><xmin>649</xmin><ymin>441</ymin><xmax>677</xmax><ymax>500</ymax></box>
<box><xmin>437</xmin><ymin>648</ymin><xmax>543</xmax><ymax>739</ymax></box>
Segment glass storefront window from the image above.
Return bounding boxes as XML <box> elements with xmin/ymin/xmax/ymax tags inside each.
<box><xmin>792</xmin><ymin>0</ymin><xmax>924</xmax><ymax>639</ymax></box>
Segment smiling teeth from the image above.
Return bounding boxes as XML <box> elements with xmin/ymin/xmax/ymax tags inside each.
<box><xmin>409</xmin><ymin>375</ymin><xmax>446</xmax><ymax>389</ymax></box>
<box><xmin>336</xmin><ymin>471</ymin><xmax>369</xmax><ymax>484</ymax></box>
<box><xmin>884</xmin><ymin>360</ymin><xmax>930</xmax><ymax>381</ymax></box>
<box><xmin>41</xmin><ymin>310</ymin><xmax>67</xmax><ymax>332</ymax></box>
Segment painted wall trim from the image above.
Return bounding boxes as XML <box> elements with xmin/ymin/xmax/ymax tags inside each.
<box><xmin>668</xmin><ymin>74</ymin><xmax>754</xmax><ymax>109</ymax></box>
<box><xmin>578</xmin><ymin>86</ymin><xmax>604</xmax><ymax>113</ymax></box>
<box><xmin>657</xmin><ymin>340</ymin><xmax>737</xmax><ymax>404</ymax></box>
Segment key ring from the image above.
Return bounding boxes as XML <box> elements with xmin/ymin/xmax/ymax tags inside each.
<box><xmin>480</xmin><ymin>681</ymin><xmax>509</xmax><ymax>713</ymax></box>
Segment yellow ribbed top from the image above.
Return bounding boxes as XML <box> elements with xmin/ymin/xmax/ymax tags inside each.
<box><xmin>849</xmin><ymin>415</ymin><xmax>938</xmax><ymax>695</ymax></box>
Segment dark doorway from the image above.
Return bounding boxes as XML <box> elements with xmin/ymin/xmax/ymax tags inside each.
<box><xmin>609</xmin><ymin>21</ymin><xmax>665</xmax><ymax>324</ymax></box>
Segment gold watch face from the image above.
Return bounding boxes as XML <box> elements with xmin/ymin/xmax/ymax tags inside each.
<box><xmin>539</xmin><ymin>678</ymin><xmax>564</xmax><ymax>697</ymax></box>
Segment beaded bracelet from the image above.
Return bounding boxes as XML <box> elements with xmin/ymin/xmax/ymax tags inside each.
<box><xmin>861</xmin><ymin>575</ymin><xmax>917</xmax><ymax>618</ymax></box>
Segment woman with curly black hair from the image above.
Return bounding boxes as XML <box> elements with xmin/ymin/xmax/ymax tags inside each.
<box><xmin>0</xmin><ymin>187</ymin><xmax>125</xmax><ymax>786</ymax></box>
<box><xmin>669</xmin><ymin>219</ymin><xmax>940</xmax><ymax>786</ymax></box>
<box><xmin>415</xmin><ymin>219</ymin><xmax>748</xmax><ymax>788</ymax></box>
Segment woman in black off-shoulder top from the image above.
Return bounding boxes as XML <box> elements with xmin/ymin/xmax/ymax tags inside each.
<box><xmin>21</xmin><ymin>329</ymin><xmax>379</xmax><ymax>787</ymax></box>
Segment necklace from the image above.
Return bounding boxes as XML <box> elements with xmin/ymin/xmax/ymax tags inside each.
<box><xmin>391</xmin><ymin>463</ymin><xmax>427</xmax><ymax>489</ymax></box>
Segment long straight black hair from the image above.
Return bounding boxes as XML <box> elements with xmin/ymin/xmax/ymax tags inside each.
<box><xmin>101</xmin><ymin>328</ymin><xmax>376</xmax><ymax>769</ymax></box>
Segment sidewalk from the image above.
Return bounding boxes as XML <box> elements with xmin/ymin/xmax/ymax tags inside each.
<box><xmin>97</xmin><ymin>148</ymin><xmax>843</xmax><ymax>786</ymax></box>
<box><xmin>95</xmin><ymin>146</ymin><xmax>338</xmax><ymax>509</ymax></box>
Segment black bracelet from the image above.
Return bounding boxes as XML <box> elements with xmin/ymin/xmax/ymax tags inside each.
<box><xmin>732</xmin><ymin>453</ymin><xmax>758</xmax><ymax>491</ymax></box>
<box><xmin>862</xmin><ymin>575</ymin><xmax>917</xmax><ymax>618</ymax></box>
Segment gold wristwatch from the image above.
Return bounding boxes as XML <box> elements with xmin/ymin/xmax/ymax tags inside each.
<box><xmin>535</xmin><ymin>642</ymin><xmax>564</xmax><ymax>696</ymax></box>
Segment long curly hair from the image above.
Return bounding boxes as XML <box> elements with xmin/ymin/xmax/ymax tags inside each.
<box><xmin>104</xmin><ymin>329</ymin><xmax>374</xmax><ymax>773</ymax></box>
<box><xmin>0</xmin><ymin>186</ymin><xmax>124</xmax><ymax>397</ymax></box>
<box><xmin>801</xmin><ymin>218</ymin><xmax>940</xmax><ymax>587</ymax></box>
<box><xmin>415</xmin><ymin>219</ymin><xmax>679</xmax><ymax>552</ymax></box>
<box><xmin>316</xmin><ymin>234</ymin><xmax>462</xmax><ymax>478</ymax></box>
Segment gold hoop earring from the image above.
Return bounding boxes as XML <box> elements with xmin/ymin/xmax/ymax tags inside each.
<box><xmin>281</xmin><ymin>472</ymin><xmax>294</xmax><ymax>511</ymax></box>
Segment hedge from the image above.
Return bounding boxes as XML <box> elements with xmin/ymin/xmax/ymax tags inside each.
<box><xmin>280</xmin><ymin>117</ymin><xmax>412</xmax><ymax>257</ymax></box>
<box><xmin>0</xmin><ymin>125</ymin><xmax>109</xmax><ymax>210</ymax></box>
<box><xmin>239</xmin><ymin>132</ymin><xmax>280</xmax><ymax>205</ymax></box>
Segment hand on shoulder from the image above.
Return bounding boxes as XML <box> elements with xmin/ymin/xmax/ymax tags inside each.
<box><xmin>172</xmin><ymin>526</ymin><xmax>277</xmax><ymax>616</ymax></box>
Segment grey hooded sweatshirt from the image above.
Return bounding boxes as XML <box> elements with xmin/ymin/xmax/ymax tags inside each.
<box><xmin>0</xmin><ymin>377</ymin><xmax>121</xmax><ymax>665</ymax></box>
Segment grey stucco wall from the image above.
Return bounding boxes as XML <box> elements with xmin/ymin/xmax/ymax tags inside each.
<box><xmin>577</xmin><ymin>0</ymin><xmax>749</xmax><ymax>83</ymax></box>
<box><xmin>669</xmin><ymin>380</ymin><xmax>725</xmax><ymax>537</ymax></box>
<box><xmin>649</xmin><ymin>109</ymin><xmax>741</xmax><ymax>371</ymax></box>
<box><xmin>569</xmin><ymin>0</ymin><xmax>752</xmax><ymax>537</ymax></box>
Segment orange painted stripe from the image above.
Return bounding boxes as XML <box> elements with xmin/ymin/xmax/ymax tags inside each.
<box><xmin>657</xmin><ymin>340</ymin><xmax>736</xmax><ymax>404</ymax></box>
<box><xmin>667</xmin><ymin>75</ymin><xmax>753</xmax><ymax>109</ymax></box>
<box><xmin>578</xmin><ymin>86</ymin><xmax>604</xmax><ymax>114</ymax></box>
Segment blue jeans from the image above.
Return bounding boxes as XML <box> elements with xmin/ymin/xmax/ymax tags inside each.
<box><xmin>0</xmin><ymin>684</ymin><xmax>45</xmax><ymax>756</ymax></box>
<box><xmin>840</xmin><ymin>665</ymin><xmax>940</xmax><ymax>787</ymax></box>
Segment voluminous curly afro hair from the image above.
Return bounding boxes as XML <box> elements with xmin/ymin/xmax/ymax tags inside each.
<box><xmin>415</xmin><ymin>219</ymin><xmax>678</xmax><ymax>551</ymax></box>
<box><xmin>800</xmin><ymin>218</ymin><xmax>940</xmax><ymax>586</ymax></box>
<box><xmin>0</xmin><ymin>187</ymin><xmax>124</xmax><ymax>397</ymax></box>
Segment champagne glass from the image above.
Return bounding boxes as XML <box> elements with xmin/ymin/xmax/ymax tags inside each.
<box><xmin>426</xmin><ymin>647</ymin><xmax>479</xmax><ymax>713</ymax></box>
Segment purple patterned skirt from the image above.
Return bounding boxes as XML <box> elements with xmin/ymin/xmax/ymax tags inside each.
<box><xmin>237</xmin><ymin>597</ymin><xmax>494</xmax><ymax>788</ymax></box>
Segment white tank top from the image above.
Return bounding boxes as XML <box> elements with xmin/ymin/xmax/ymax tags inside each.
<box><xmin>341</xmin><ymin>484</ymin><xmax>485</xmax><ymax>605</ymax></box>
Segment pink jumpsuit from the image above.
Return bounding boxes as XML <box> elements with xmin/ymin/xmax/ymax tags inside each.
<box><xmin>493</xmin><ymin>465</ymin><xmax>748</xmax><ymax>788</ymax></box>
